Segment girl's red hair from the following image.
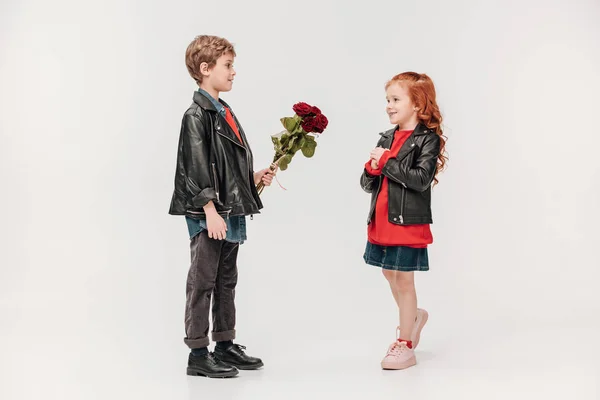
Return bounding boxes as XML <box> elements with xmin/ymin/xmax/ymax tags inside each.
<box><xmin>386</xmin><ymin>72</ymin><xmax>448</xmax><ymax>186</ymax></box>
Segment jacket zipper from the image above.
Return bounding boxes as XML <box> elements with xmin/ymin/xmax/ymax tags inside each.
<box><xmin>188</xmin><ymin>209</ymin><xmax>231</xmax><ymax>217</ymax></box>
<box><xmin>400</xmin><ymin>186</ymin><xmax>405</xmax><ymax>224</ymax></box>
<box><xmin>396</xmin><ymin>141</ymin><xmax>416</xmax><ymax>224</ymax></box>
<box><xmin>368</xmin><ymin>177</ymin><xmax>383</xmax><ymax>222</ymax></box>
<box><xmin>215</xmin><ymin>124</ymin><xmax>254</xmax><ymax>193</ymax></box>
<box><xmin>211</xmin><ymin>162</ymin><xmax>220</xmax><ymax>201</ymax></box>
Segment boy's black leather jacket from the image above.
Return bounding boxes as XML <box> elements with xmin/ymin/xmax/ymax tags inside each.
<box><xmin>360</xmin><ymin>124</ymin><xmax>441</xmax><ymax>225</ymax></box>
<box><xmin>169</xmin><ymin>91</ymin><xmax>263</xmax><ymax>218</ymax></box>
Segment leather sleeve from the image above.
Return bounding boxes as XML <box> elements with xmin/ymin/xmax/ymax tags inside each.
<box><xmin>360</xmin><ymin>136</ymin><xmax>387</xmax><ymax>193</ymax></box>
<box><xmin>381</xmin><ymin>133</ymin><xmax>440</xmax><ymax>192</ymax></box>
<box><xmin>181</xmin><ymin>113</ymin><xmax>218</xmax><ymax>208</ymax></box>
<box><xmin>360</xmin><ymin>167</ymin><xmax>378</xmax><ymax>193</ymax></box>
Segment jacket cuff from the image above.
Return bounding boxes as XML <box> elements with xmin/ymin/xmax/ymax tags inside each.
<box><xmin>191</xmin><ymin>187</ymin><xmax>218</xmax><ymax>208</ymax></box>
<box><xmin>378</xmin><ymin>150</ymin><xmax>394</xmax><ymax>168</ymax></box>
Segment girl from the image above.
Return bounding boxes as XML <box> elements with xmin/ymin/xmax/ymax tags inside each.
<box><xmin>360</xmin><ymin>72</ymin><xmax>447</xmax><ymax>370</ymax></box>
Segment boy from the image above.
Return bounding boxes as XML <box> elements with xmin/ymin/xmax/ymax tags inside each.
<box><xmin>169</xmin><ymin>35</ymin><xmax>275</xmax><ymax>378</ymax></box>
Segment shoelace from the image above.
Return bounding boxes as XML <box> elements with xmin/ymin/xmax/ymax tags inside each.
<box><xmin>387</xmin><ymin>341</ymin><xmax>409</xmax><ymax>357</ymax></box>
<box><xmin>233</xmin><ymin>344</ymin><xmax>247</xmax><ymax>353</ymax></box>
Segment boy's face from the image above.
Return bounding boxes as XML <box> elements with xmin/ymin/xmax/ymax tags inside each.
<box><xmin>202</xmin><ymin>52</ymin><xmax>236</xmax><ymax>93</ymax></box>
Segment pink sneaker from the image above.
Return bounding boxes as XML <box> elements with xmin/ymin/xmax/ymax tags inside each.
<box><xmin>411</xmin><ymin>308</ymin><xmax>428</xmax><ymax>349</ymax></box>
<box><xmin>381</xmin><ymin>340</ymin><xmax>416</xmax><ymax>370</ymax></box>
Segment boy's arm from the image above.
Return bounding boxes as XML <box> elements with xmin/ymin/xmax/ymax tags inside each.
<box><xmin>181</xmin><ymin>113</ymin><xmax>218</xmax><ymax>208</ymax></box>
<box><xmin>381</xmin><ymin>134</ymin><xmax>440</xmax><ymax>192</ymax></box>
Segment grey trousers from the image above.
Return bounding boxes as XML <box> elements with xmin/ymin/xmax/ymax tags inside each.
<box><xmin>184</xmin><ymin>230</ymin><xmax>239</xmax><ymax>348</ymax></box>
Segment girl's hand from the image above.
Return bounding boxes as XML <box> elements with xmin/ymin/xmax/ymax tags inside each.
<box><xmin>370</xmin><ymin>147</ymin><xmax>387</xmax><ymax>163</ymax></box>
<box><xmin>370</xmin><ymin>159</ymin><xmax>379</xmax><ymax>170</ymax></box>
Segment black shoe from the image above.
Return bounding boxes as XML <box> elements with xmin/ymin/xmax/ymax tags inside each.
<box><xmin>186</xmin><ymin>352</ymin><xmax>239</xmax><ymax>378</ymax></box>
<box><xmin>213</xmin><ymin>343</ymin><xmax>264</xmax><ymax>370</ymax></box>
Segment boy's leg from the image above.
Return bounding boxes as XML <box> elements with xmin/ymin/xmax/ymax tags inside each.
<box><xmin>212</xmin><ymin>241</ymin><xmax>263</xmax><ymax>370</ymax></box>
<box><xmin>211</xmin><ymin>241</ymin><xmax>239</xmax><ymax>341</ymax></box>
<box><xmin>184</xmin><ymin>230</ymin><xmax>223</xmax><ymax>349</ymax></box>
<box><xmin>184</xmin><ymin>230</ymin><xmax>238</xmax><ymax>378</ymax></box>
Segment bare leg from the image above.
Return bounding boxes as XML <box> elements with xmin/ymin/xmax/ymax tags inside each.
<box><xmin>396</xmin><ymin>272</ymin><xmax>417</xmax><ymax>341</ymax></box>
<box><xmin>382</xmin><ymin>269</ymin><xmax>401</xmax><ymax>307</ymax></box>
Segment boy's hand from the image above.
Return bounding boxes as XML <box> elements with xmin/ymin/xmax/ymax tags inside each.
<box><xmin>254</xmin><ymin>163</ymin><xmax>279</xmax><ymax>186</ymax></box>
<box><xmin>206</xmin><ymin>212</ymin><xmax>227</xmax><ymax>240</ymax></box>
<box><xmin>370</xmin><ymin>159</ymin><xmax>379</xmax><ymax>169</ymax></box>
<box><xmin>203</xmin><ymin>201</ymin><xmax>227</xmax><ymax>240</ymax></box>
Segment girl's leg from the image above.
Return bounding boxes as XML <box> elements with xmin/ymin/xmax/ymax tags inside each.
<box><xmin>382</xmin><ymin>269</ymin><xmax>401</xmax><ymax>307</ymax></box>
<box><xmin>396</xmin><ymin>272</ymin><xmax>417</xmax><ymax>342</ymax></box>
<box><xmin>380</xmin><ymin>269</ymin><xmax>418</xmax><ymax>370</ymax></box>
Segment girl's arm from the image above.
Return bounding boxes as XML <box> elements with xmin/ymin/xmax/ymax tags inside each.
<box><xmin>360</xmin><ymin>167</ymin><xmax>378</xmax><ymax>193</ymax></box>
<box><xmin>381</xmin><ymin>134</ymin><xmax>440</xmax><ymax>192</ymax></box>
<box><xmin>360</xmin><ymin>135</ymin><xmax>387</xmax><ymax>193</ymax></box>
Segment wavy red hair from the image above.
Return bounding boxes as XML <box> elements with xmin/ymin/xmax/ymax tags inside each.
<box><xmin>385</xmin><ymin>72</ymin><xmax>448</xmax><ymax>186</ymax></box>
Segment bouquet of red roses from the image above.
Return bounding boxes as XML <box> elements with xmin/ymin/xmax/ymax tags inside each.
<box><xmin>256</xmin><ymin>102</ymin><xmax>328</xmax><ymax>195</ymax></box>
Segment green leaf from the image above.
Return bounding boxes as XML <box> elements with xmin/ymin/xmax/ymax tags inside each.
<box><xmin>291</xmin><ymin>144</ymin><xmax>302</xmax><ymax>154</ymax></box>
<box><xmin>291</xmin><ymin>136</ymin><xmax>304</xmax><ymax>154</ymax></box>
<box><xmin>292</xmin><ymin>124</ymin><xmax>305</xmax><ymax>136</ymax></box>
<box><xmin>271</xmin><ymin>136</ymin><xmax>281</xmax><ymax>149</ymax></box>
<box><xmin>301</xmin><ymin>137</ymin><xmax>317</xmax><ymax>158</ymax></box>
<box><xmin>281</xmin><ymin>117</ymin><xmax>300</xmax><ymax>133</ymax></box>
<box><xmin>286</xmin><ymin>136</ymin><xmax>296</xmax><ymax>151</ymax></box>
<box><xmin>280</xmin><ymin>138</ymin><xmax>289</xmax><ymax>151</ymax></box>
<box><xmin>279</xmin><ymin>154</ymin><xmax>293</xmax><ymax>171</ymax></box>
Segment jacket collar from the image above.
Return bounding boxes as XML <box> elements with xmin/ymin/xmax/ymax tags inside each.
<box><xmin>380</xmin><ymin>123</ymin><xmax>432</xmax><ymax>138</ymax></box>
<box><xmin>193</xmin><ymin>90</ymin><xmax>234</xmax><ymax>113</ymax></box>
<box><xmin>379</xmin><ymin>123</ymin><xmax>434</xmax><ymax>162</ymax></box>
<box><xmin>192</xmin><ymin>91</ymin><xmax>246</xmax><ymax>148</ymax></box>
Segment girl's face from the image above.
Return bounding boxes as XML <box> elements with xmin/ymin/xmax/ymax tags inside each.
<box><xmin>385</xmin><ymin>82</ymin><xmax>418</xmax><ymax>129</ymax></box>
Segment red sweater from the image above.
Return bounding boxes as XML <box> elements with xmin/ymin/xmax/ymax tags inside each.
<box><xmin>365</xmin><ymin>129</ymin><xmax>433</xmax><ymax>248</ymax></box>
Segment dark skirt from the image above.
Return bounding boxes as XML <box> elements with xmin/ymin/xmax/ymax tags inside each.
<box><xmin>363</xmin><ymin>241</ymin><xmax>429</xmax><ymax>271</ymax></box>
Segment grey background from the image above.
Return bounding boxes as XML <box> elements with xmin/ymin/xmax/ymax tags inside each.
<box><xmin>1</xmin><ymin>0</ymin><xmax>599</xmax><ymax>398</ymax></box>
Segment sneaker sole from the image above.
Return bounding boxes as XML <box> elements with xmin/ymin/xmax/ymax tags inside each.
<box><xmin>186</xmin><ymin>367</ymin><xmax>239</xmax><ymax>378</ymax></box>
<box><xmin>412</xmin><ymin>309</ymin><xmax>429</xmax><ymax>350</ymax></box>
<box><xmin>381</xmin><ymin>356</ymin><xmax>417</xmax><ymax>370</ymax></box>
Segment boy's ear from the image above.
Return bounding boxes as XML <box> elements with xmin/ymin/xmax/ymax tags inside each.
<box><xmin>199</xmin><ymin>62</ymin><xmax>211</xmax><ymax>77</ymax></box>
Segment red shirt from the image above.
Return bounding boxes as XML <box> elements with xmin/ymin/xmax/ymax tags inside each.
<box><xmin>365</xmin><ymin>129</ymin><xmax>433</xmax><ymax>248</ymax></box>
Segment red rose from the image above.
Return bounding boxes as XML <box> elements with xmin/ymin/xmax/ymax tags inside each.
<box><xmin>310</xmin><ymin>106</ymin><xmax>321</xmax><ymax>116</ymax></box>
<box><xmin>293</xmin><ymin>102</ymin><xmax>313</xmax><ymax>117</ymax></box>
<box><xmin>301</xmin><ymin>116</ymin><xmax>316</xmax><ymax>133</ymax></box>
<box><xmin>313</xmin><ymin>114</ymin><xmax>328</xmax><ymax>133</ymax></box>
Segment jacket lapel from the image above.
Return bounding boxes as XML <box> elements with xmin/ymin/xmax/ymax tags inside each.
<box><xmin>387</xmin><ymin>123</ymin><xmax>429</xmax><ymax>162</ymax></box>
<box><xmin>215</xmin><ymin>98</ymin><xmax>246</xmax><ymax>148</ymax></box>
<box><xmin>214</xmin><ymin>113</ymin><xmax>244</xmax><ymax>147</ymax></box>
